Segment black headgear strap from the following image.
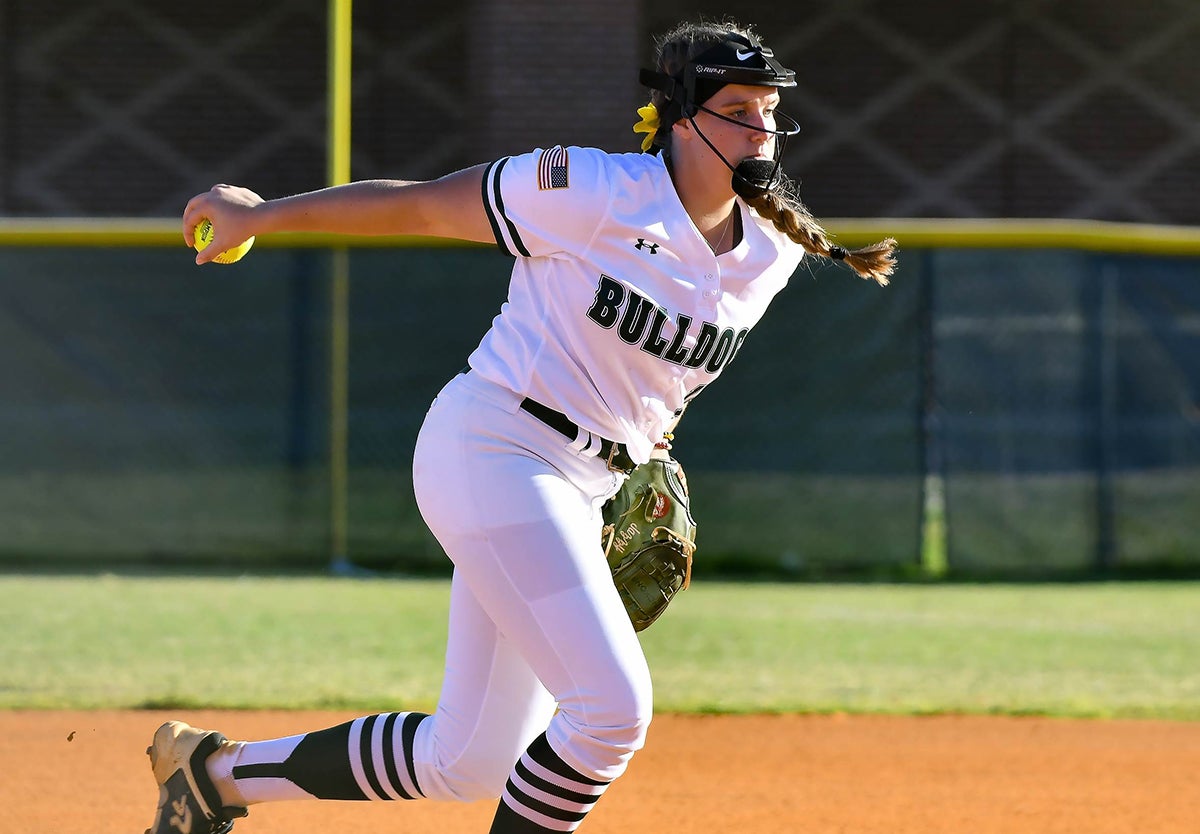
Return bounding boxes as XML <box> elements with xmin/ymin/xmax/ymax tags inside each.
<box><xmin>639</xmin><ymin>32</ymin><xmax>797</xmax><ymax>128</ymax></box>
<box><xmin>639</xmin><ymin>32</ymin><xmax>800</xmax><ymax>198</ymax></box>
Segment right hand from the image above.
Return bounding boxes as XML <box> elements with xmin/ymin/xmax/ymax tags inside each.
<box><xmin>182</xmin><ymin>184</ymin><xmax>266</xmax><ymax>264</ymax></box>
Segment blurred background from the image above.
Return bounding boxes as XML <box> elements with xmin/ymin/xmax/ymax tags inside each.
<box><xmin>1</xmin><ymin>0</ymin><xmax>1198</xmax><ymax>579</ymax></box>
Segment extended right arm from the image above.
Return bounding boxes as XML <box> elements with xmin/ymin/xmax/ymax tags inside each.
<box><xmin>182</xmin><ymin>164</ymin><xmax>493</xmax><ymax>264</ymax></box>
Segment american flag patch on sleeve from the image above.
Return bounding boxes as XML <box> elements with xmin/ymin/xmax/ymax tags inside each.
<box><xmin>537</xmin><ymin>145</ymin><xmax>569</xmax><ymax>190</ymax></box>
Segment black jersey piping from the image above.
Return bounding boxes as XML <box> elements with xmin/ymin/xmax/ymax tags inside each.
<box><xmin>482</xmin><ymin>157</ymin><xmax>530</xmax><ymax>257</ymax></box>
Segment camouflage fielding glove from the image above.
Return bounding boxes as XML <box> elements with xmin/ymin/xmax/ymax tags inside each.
<box><xmin>601</xmin><ymin>454</ymin><xmax>697</xmax><ymax>631</ymax></box>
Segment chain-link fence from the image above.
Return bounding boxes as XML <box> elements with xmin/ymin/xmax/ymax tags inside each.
<box><xmin>2</xmin><ymin>241</ymin><xmax>1197</xmax><ymax>578</ymax></box>
<box><xmin>2</xmin><ymin>1</ymin><xmax>1198</xmax><ymax>576</ymax></box>
<box><xmin>4</xmin><ymin>1</ymin><xmax>1200</xmax><ymax>222</ymax></box>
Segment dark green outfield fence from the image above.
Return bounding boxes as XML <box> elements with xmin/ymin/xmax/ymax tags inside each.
<box><xmin>1</xmin><ymin>241</ymin><xmax>1198</xmax><ymax>578</ymax></box>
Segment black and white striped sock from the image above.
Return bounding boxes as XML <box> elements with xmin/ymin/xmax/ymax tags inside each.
<box><xmin>231</xmin><ymin>712</ymin><xmax>428</xmax><ymax>801</ymax></box>
<box><xmin>490</xmin><ymin>733</ymin><xmax>610</xmax><ymax>833</ymax></box>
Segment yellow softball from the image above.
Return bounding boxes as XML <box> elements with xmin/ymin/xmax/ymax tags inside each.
<box><xmin>193</xmin><ymin>218</ymin><xmax>255</xmax><ymax>264</ymax></box>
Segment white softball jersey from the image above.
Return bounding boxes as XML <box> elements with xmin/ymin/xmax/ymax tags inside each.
<box><xmin>207</xmin><ymin>147</ymin><xmax>813</xmax><ymax>818</ymax></box>
<box><xmin>472</xmin><ymin>145</ymin><xmax>805</xmax><ymax>464</ymax></box>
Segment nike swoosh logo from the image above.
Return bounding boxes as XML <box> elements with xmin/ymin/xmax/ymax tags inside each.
<box><xmin>736</xmin><ymin>48</ymin><xmax>757</xmax><ymax>61</ymax></box>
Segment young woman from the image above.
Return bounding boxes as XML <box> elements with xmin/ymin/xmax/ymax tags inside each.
<box><xmin>146</xmin><ymin>18</ymin><xmax>896</xmax><ymax>834</ymax></box>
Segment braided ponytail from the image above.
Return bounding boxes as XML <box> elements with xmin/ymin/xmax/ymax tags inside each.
<box><xmin>647</xmin><ymin>18</ymin><xmax>897</xmax><ymax>285</ymax></box>
<box><xmin>748</xmin><ymin>177</ymin><xmax>896</xmax><ymax>286</ymax></box>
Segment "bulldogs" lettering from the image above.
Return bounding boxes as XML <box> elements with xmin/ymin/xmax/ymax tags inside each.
<box><xmin>586</xmin><ymin>274</ymin><xmax>747</xmax><ymax>373</ymax></box>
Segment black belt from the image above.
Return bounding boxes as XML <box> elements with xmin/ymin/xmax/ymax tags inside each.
<box><xmin>519</xmin><ymin>397</ymin><xmax>637</xmax><ymax>474</ymax></box>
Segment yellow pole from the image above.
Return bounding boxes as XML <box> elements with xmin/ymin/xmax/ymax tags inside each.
<box><xmin>328</xmin><ymin>0</ymin><xmax>352</xmax><ymax>570</ymax></box>
<box><xmin>328</xmin><ymin>0</ymin><xmax>352</xmax><ymax>188</ymax></box>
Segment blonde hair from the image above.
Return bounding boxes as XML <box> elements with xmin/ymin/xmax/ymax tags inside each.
<box><xmin>649</xmin><ymin>18</ymin><xmax>898</xmax><ymax>286</ymax></box>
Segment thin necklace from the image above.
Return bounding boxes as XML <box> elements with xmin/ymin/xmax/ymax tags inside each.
<box><xmin>711</xmin><ymin>208</ymin><xmax>735</xmax><ymax>254</ymax></box>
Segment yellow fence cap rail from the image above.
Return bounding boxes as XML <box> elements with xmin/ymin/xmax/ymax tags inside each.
<box><xmin>828</xmin><ymin>217</ymin><xmax>1200</xmax><ymax>256</ymax></box>
<box><xmin>0</xmin><ymin>217</ymin><xmax>465</xmax><ymax>249</ymax></box>
<box><xmin>3</xmin><ymin>216</ymin><xmax>1200</xmax><ymax>256</ymax></box>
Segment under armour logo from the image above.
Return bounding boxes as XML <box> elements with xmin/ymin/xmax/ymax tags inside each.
<box><xmin>170</xmin><ymin>796</ymin><xmax>193</xmax><ymax>834</ymax></box>
<box><xmin>635</xmin><ymin>239</ymin><xmax>660</xmax><ymax>254</ymax></box>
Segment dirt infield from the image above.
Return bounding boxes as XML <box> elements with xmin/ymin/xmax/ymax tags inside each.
<box><xmin>4</xmin><ymin>710</ymin><xmax>1198</xmax><ymax>833</ymax></box>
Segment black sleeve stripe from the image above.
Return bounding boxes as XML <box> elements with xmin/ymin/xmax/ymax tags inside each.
<box><xmin>483</xmin><ymin>156</ymin><xmax>531</xmax><ymax>258</ymax></box>
<box><xmin>481</xmin><ymin>158</ymin><xmax>509</xmax><ymax>254</ymax></box>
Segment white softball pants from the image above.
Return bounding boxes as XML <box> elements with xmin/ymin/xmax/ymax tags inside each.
<box><xmin>408</xmin><ymin>371</ymin><xmax>652</xmax><ymax>802</ymax></box>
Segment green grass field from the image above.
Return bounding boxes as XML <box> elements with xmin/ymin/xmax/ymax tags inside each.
<box><xmin>1</xmin><ymin>574</ymin><xmax>1196</xmax><ymax>719</ymax></box>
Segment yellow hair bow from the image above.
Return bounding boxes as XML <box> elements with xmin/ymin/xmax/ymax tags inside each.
<box><xmin>632</xmin><ymin>103</ymin><xmax>660</xmax><ymax>152</ymax></box>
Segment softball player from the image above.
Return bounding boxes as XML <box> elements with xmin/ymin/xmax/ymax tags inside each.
<box><xmin>146</xmin><ymin>18</ymin><xmax>895</xmax><ymax>834</ymax></box>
